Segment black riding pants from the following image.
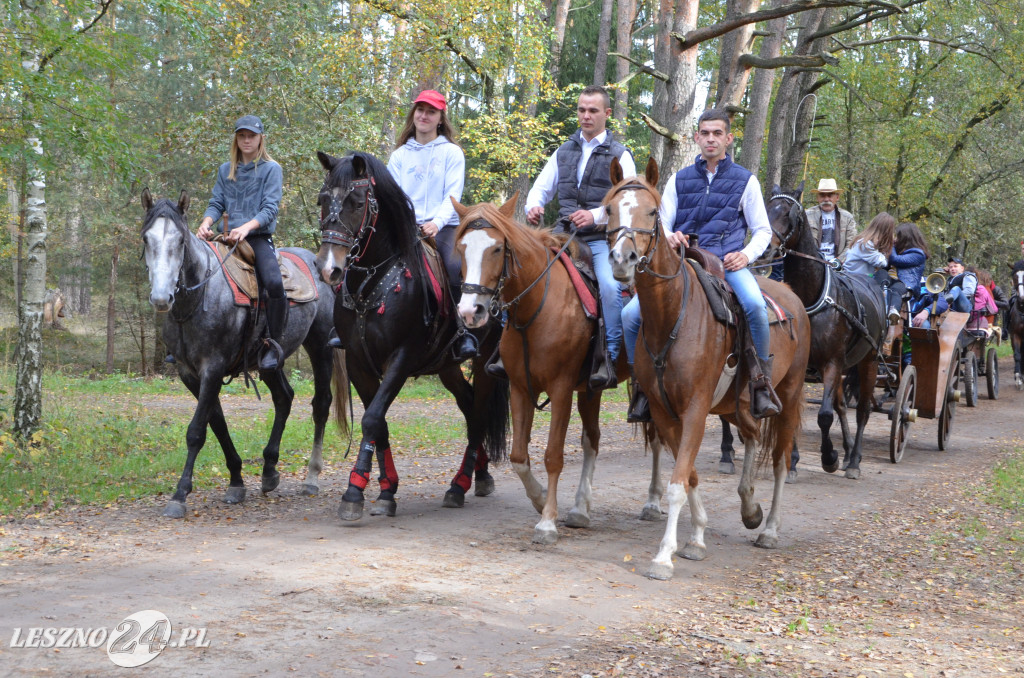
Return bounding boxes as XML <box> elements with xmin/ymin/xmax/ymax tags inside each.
<box><xmin>248</xmin><ymin>235</ymin><xmax>285</xmax><ymax>299</ymax></box>
<box><xmin>434</xmin><ymin>226</ymin><xmax>461</xmax><ymax>285</ymax></box>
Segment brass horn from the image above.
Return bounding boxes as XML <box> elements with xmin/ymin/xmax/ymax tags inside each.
<box><xmin>925</xmin><ymin>271</ymin><xmax>946</xmax><ymax>294</ymax></box>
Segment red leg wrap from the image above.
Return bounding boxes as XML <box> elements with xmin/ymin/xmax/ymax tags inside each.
<box><xmin>349</xmin><ymin>469</ymin><xmax>369</xmax><ymax>490</ymax></box>
<box><xmin>453</xmin><ymin>472</ymin><xmax>472</xmax><ymax>492</ymax></box>
<box><xmin>474</xmin><ymin>445</ymin><xmax>489</xmax><ymax>472</ymax></box>
<box><xmin>379</xmin><ymin>448</ymin><xmax>398</xmax><ymax>489</ymax></box>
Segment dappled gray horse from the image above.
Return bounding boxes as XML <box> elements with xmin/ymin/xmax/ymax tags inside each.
<box><xmin>141</xmin><ymin>189</ymin><xmax>343</xmax><ymax>518</ymax></box>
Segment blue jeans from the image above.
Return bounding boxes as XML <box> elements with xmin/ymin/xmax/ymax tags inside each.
<box><xmin>946</xmin><ymin>286</ymin><xmax>972</xmax><ymax>313</ymax></box>
<box><xmin>726</xmin><ymin>267</ymin><xmax>770</xmax><ymax>359</ymax></box>
<box><xmin>620</xmin><ymin>266</ymin><xmax>769</xmax><ymax>363</ymax></box>
<box><xmin>586</xmin><ymin>239</ymin><xmax>624</xmax><ymax>361</ymax></box>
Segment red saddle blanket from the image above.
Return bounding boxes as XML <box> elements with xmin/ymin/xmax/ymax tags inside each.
<box><xmin>553</xmin><ymin>248</ymin><xmax>599</xmax><ymax>319</ymax></box>
<box><xmin>205</xmin><ymin>242</ymin><xmax>318</xmax><ymax>308</ymax></box>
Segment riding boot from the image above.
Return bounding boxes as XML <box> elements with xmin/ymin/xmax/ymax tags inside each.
<box><xmin>746</xmin><ymin>348</ymin><xmax>782</xmax><ymax>419</ymax></box>
<box><xmin>484</xmin><ymin>345</ymin><xmax>508</xmax><ymax>380</ymax></box>
<box><xmin>327</xmin><ymin>327</ymin><xmax>343</xmax><ymax>349</ymax></box>
<box><xmin>588</xmin><ymin>318</ymin><xmax>618</xmax><ymax>390</ymax></box>
<box><xmin>164</xmin><ymin>354</ymin><xmax>176</xmax><ymax>364</ymax></box>
<box><xmin>259</xmin><ymin>296</ymin><xmax>288</xmax><ymax>371</ymax></box>
<box><xmin>626</xmin><ymin>366</ymin><xmax>651</xmax><ymax>423</ymax></box>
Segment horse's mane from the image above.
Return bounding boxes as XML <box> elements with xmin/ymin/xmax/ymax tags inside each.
<box><xmin>455</xmin><ymin>202</ymin><xmax>580</xmax><ymax>260</ymax></box>
<box><xmin>1012</xmin><ymin>260</ymin><xmax>1024</xmax><ymax>274</ymax></box>
<box><xmin>141</xmin><ymin>198</ymin><xmax>188</xmax><ymax>236</ymax></box>
<box><xmin>327</xmin><ymin>151</ymin><xmax>424</xmax><ymax>275</ymax></box>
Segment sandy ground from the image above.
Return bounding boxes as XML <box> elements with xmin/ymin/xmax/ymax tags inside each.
<box><xmin>1</xmin><ymin>363</ymin><xmax>1022</xmax><ymax>677</ymax></box>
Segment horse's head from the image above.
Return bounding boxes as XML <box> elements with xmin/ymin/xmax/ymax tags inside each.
<box><xmin>762</xmin><ymin>183</ymin><xmax>807</xmax><ymax>264</ymax></box>
<box><xmin>314</xmin><ymin>151</ymin><xmax>380</xmax><ymax>285</ymax></box>
<box><xmin>1012</xmin><ymin>261</ymin><xmax>1024</xmax><ymax>307</ymax></box>
<box><xmin>602</xmin><ymin>156</ymin><xmax>661</xmax><ymax>286</ymax></box>
<box><xmin>141</xmin><ymin>188</ymin><xmax>190</xmax><ymax>312</ymax></box>
<box><xmin>451</xmin><ymin>194</ymin><xmax>518</xmax><ymax>329</ymax></box>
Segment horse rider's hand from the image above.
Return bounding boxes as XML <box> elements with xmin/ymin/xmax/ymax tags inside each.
<box><xmin>912</xmin><ymin>309</ymin><xmax>928</xmax><ymax>327</ymax></box>
<box><xmin>723</xmin><ymin>251</ymin><xmax>749</xmax><ymax>272</ymax></box>
<box><xmin>569</xmin><ymin>209</ymin><xmax>595</xmax><ymax>230</ymax></box>
<box><xmin>666</xmin><ymin>231</ymin><xmax>687</xmax><ymax>250</ymax></box>
<box><xmin>526</xmin><ymin>207</ymin><xmax>544</xmax><ymax>225</ymax></box>
<box><xmin>420</xmin><ymin>221</ymin><xmax>439</xmax><ymax>238</ymax></box>
<box><xmin>224</xmin><ymin>223</ymin><xmax>254</xmax><ymax>245</ymax></box>
<box><xmin>197</xmin><ymin>222</ymin><xmax>214</xmax><ymax>240</ymax></box>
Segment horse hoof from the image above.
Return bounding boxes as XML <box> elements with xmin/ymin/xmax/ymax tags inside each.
<box><xmin>300</xmin><ymin>484</ymin><xmax>319</xmax><ymax>497</ymax></box>
<box><xmin>474</xmin><ymin>475</ymin><xmax>495</xmax><ymax>497</ymax></box>
<box><xmin>680</xmin><ymin>543</ymin><xmax>707</xmax><ymax>561</ymax></box>
<box><xmin>369</xmin><ymin>499</ymin><xmax>397</xmax><ymax>517</ymax></box>
<box><xmin>639</xmin><ymin>505</ymin><xmax>664</xmax><ymax>522</ymax></box>
<box><xmin>338</xmin><ymin>500</ymin><xmax>364</xmax><ymax>522</ymax></box>
<box><xmin>844</xmin><ymin>467</ymin><xmax>861</xmax><ymax>480</ymax></box>
<box><xmin>822</xmin><ymin>461</ymin><xmax>839</xmax><ymax>474</ymax></box>
<box><xmin>442</xmin><ymin>490</ymin><xmax>465</xmax><ymax>508</ymax></box>
<box><xmin>718</xmin><ymin>461</ymin><xmax>736</xmax><ymax>475</ymax></box>
<box><xmin>742</xmin><ymin>505</ymin><xmax>764</xmax><ymax>530</ymax></box>
<box><xmin>261</xmin><ymin>471</ymin><xmax>281</xmax><ymax>494</ymax></box>
<box><xmin>224</xmin><ymin>486</ymin><xmax>247</xmax><ymax>504</ymax></box>
<box><xmin>646</xmin><ymin>562</ymin><xmax>674</xmax><ymax>580</ymax></box>
<box><xmin>532</xmin><ymin>527</ymin><xmax>559</xmax><ymax>545</ymax></box>
<box><xmin>785</xmin><ymin>468</ymin><xmax>798</xmax><ymax>484</ymax></box>
<box><xmin>755</xmin><ymin>533</ymin><xmax>779</xmax><ymax>549</ymax></box>
<box><xmin>564</xmin><ymin>508</ymin><xmax>590</xmax><ymax>529</ymax></box>
<box><xmin>840</xmin><ymin>460</ymin><xmax>850</xmax><ymax>472</ymax></box>
<box><xmin>162</xmin><ymin>501</ymin><xmax>186</xmax><ymax>519</ymax></box>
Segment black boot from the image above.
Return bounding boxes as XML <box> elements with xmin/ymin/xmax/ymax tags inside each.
<box><xmin>747</xmin><ymin>350</ymin><xmax>782</xmax><ymax>419</ymax></box>
<box><xmin>452</xmin><ymin>326</ymin><xmax>478</xmax><ymax>362</ymax></box>
<box><xmin>259</xmin><ymin>296</ymin><xmax>288</xmax><ymax>371</ymax></box>
<box><xmin>164</xmin><ymin>354</ymin><xmax>176</xmax><ymax>364</ymax></box>
<box><xmin>626</xmin><ymin>366</ymin><xmax>651</xmax><ymax>423</ymax></box>
<box><xmin>588</xmin><ymin>319</ymin><xmax>618</xmax><ymax>390</ymax></box>
<box><xmin>484</xmin><ymin>346</ymin><xmax>507</xmax><ymax>380</ymax></box>
<box><xmin>327</xmin><ymin>327</ymin><xmax>343</xmax><ymax>349</ymax></box>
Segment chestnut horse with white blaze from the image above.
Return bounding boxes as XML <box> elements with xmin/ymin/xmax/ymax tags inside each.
<box><xmin>453</xmin><ymin>195</ymin><xmax>669</xmax><ymax>546</ymax></box>
<box><xmin>602</xmin><ymin>158</ymin><xmax>811</xmax><ymax>580</ymax></box>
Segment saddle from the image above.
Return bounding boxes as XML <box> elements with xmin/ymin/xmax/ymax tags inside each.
<box><xmin>686</xmin><ymin>249</ymin><xmax>791</xmax><ymax>328</ymax></box>
<box><xmin>206</xmin><ymin>240</ymin><xmax>318</xmax><ymax>307</ymax></box>
<box><xmin>553</xmin><ymin>247</ymin><xmax>599</xmax><ymax>319</ymax></box>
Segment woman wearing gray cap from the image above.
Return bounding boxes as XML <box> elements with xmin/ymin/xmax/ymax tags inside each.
<box><xmin>196</xmin><ymin>115</ymin><xmax>286</xmax><ymax>371</ymax></box>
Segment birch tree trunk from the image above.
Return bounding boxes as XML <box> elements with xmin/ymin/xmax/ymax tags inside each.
<box><xmin>105</xmin><ymin>244</ymin><xmax>120</xmax><ymax>373</ymax></box>
<box><xmin>13</xmin><ymin>53</ymin><xmax>47</xmax><ymax>439</ymax></box>
<box><xmin>6</xmin><ymin>184</ymin><xmax>22</xmax><ymax>314</ymax></box>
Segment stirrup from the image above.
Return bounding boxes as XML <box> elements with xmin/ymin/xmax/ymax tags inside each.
<box><xmin>485</xmin><ymin>356</ymin><xmax>508</xmax><ymax>380</ymax></box>
<box><xmin>326</xmin><ymin>328</ymin><xmax>342</xmax><ymax>349</ymax></box>
<box><xmin>627</xmin><ymin>380</ymin><xmax>651</xmax><ymax>423</ymax></box>
<box><xmin>589</xmin><ymin>361</ymin><xmax>618</xmax><ymax>390</ymax></box>
<box><xmin>452</xmin><ymin>331</ymin><xmax>479</xmax><ymax>362</ymax></box>
<box><xmin>259</xmin><ymin>338</ymin><xmax>284</xmax><ymax>371</ymax></box>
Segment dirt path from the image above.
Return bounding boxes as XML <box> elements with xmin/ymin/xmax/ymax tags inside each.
<box><xmin>1</xmin><ymin>364</ymin><xmax>1023</xmax><ymax>677</ymax></box>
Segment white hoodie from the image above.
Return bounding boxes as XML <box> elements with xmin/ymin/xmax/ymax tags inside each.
<box><xmin>387</xmin><ymin>135</ymin><xmax>465</xmax><ymax>229</ymax></box>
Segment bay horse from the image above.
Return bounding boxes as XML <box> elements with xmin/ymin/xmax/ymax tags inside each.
<box><xmin>140</xmin><ymin>189</ymin><xmax>342</xmax><ymax>518</ymax></box>
<box><xmin>453</xmin><ymin>195</ymin><xmax>669</xmax><ymax>545</ymax></box>
<box><xmin>762</xmin><ymin>185</ymin><xmax>886</xmax><ymax>480</ymax></box>
<box><xmin>1009</xmin><ymin>262</ymin><xmax>1024</xmax><ymax>389</ymax></box>
<box><xmin>602</xmin><ymin>158</ymin><xmax>810</xmax><ymax>580</ymax></box>
<box><xmin>314</xmin><ymin>151</ymin><xmax>509</xmax><ymax>521</ymax></box>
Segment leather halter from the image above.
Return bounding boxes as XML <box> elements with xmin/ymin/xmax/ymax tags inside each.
<box><xmin>459</xmin><ymin>218</ymin><xmax>509</xmax><ymax>311</ymax></box>
<box><xmin>605</xmin><ymin>182</ymin><xmax>679</xmax><ymax>280</ymax></box>
<box><xmin>319</xmin><ymin>177</ymin><xmax>380</xmax><ymax>268</ymax></box>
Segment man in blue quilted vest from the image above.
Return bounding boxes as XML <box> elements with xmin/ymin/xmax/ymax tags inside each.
<box><xmin>665</xmin><ymin>108</ymin><xmax>780</xmax><ymax>418</ymax></box>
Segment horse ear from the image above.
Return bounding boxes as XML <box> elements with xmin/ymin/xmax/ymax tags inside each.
<box><xmin>644</xmin><ymin>157</ymin><xmax>659</xmax><ymax>186</ymax></box>
<box><xmin>141</xmin><ymin>187</ymin><xmax>153</xmax><ymax>211</ymax></box>
<box><xmin>451</xmin><ymin>196</ymin><xmax>468</xmax><ymax>220</ymax></box>
<box><xmin>317</xmin><ymin>151</ymin><xmax>336</xmax><ymax>172</ymax></box>
<box><xmin>610</xmin><ymin>157</ymin><xmax>623</xmax><ymax>185</ymax></box>
<box><xmin>794</xmin><ymin>181</ymin><xmax>804</xmax><ymax>200</ymax></box>
<box><xmin>772</xmin><ymin>184</ymin><xmax>782</xmax><ymax>196</ymax></box>
<box><xmin>498</xmin><ymin>191</ymin><xmax>519</xmax><ymax>218</ymax></box>
<box><xmin>352</xmin><ymin>154</ymin><xmax>367</xmax><ymax>178</ymax></box>
<box><xmin>177</xmin><ymin>190</ymin><xmax>190</xmax><ymax>215</ymax></box>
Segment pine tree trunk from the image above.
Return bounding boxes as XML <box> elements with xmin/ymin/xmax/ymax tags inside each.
<box><xmin>613</xmin><ymin>0</ymin><xmax>636</xmax><ymax>123</ymax></box>
<box><xmin>549</xmin><ymin>0</ymin><xmax>572</xmax><ymax>85</ymax></box>
<box><xmin>736</xmin><ymin>3</ymin><xmax>786</xmax><ymax>177</ymax></box>
<box><xmin>593</xmin><ymin>0</ymin><xmax>614</xmax><ymax>86</ymax></box>
<box><xmin>105</xmin><ymin>244</ymin><xmax>119</xmax><ymax>373</ymax></box>
<box><xmin>650</xmin><ymin>0</ymin><xmax>701</xmax><ymax>188</ymax></box>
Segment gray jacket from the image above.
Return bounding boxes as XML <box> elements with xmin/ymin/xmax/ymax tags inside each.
<box><xmin>203</xmin><ymin>159</ymin><xmax>283</xmax><ymax>236</ymax></box>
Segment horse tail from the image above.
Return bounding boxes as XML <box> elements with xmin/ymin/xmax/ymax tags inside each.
<box><xmin>757</xmin><ymin>377</ymin><xmax>804</xmax><ymax>474</ymax></box>
<box><xmin>331</xmin><ymin>349</ymin><xmax>350</xmax><ymax>438</ymax></box>
<box><xmin>482</xmin><ymin>374</ymin><xmax>510</xmax><ymax>463</ymax></box>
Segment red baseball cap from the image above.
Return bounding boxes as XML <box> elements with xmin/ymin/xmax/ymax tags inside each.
<box><xmin>413</xmin><ymin>90</ymin><xmax>447</xmax><ymax>111</ymax></box>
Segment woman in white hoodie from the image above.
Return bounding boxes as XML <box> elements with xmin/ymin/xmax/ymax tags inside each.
<box><xmin>387</xmin><ymin>90</ymin><xmax>475</xmax><ymax>360</ymax></box>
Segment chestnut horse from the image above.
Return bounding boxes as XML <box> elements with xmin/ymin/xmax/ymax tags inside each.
<box><xmin>1009</xmin><ymin>262</ymin><xmax>1024</xmax><ymax>390</ymax></box>
<box><xmin>453</xmin><ymin>196</ymin><xmax>669</xmax><ymax>545</ymax></box>
<box><xmin>602</xmin><ymin>158</ymin><xmax>810</xmax><ymax>580</ymax></box>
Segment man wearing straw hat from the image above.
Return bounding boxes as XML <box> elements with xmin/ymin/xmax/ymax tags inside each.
<box><xmin>805</xmin><ymin>178</ymin><xmax>858</xmax><ymax>261</ymax></box>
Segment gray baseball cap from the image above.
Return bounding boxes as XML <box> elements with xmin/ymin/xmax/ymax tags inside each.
<box><xmin>234</xmin><ymin>115</ymin><xmax>264</xmax><ymax>134</ymax></box>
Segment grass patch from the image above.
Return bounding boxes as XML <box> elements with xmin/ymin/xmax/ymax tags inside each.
<box><xmin>986</xmin><ymin>449</ymin><xmax>1024</xmax><ymax>514</ymax></box>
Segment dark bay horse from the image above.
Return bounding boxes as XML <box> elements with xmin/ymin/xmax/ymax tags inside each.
<box><xmin>140</xmin><ymin>189</ymin><xmax>342</xmax><ymax>518</ymax></box>
<box><xmin>1009</xmin><ymin>262</ymin><xmax>1024</xmax><ymax>389</ymax></box>
<box><xmin>314</xmin><ymin>151</ymin><xmax>509</xmax><ymax>521</ymax></box>
<box><xmin>762</xmin><ymin>186</ymin><xmax>886</xmax><ymax>480</ymax></box>
<box><xmin>602</xmin><ymin>158</ymin><xmax>810</xmax><ymax>580</ymax></box>
<box><xmin>453</xmin><ymin>196</ymin><xmax>668</xmax><ymax>545</ymax></box>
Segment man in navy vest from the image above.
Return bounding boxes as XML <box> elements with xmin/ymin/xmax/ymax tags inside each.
<box><xmin>517</xmin><ymin>85</ymin><xmax>635</xmax><ymax>389</ymax></box>
<box><xmin>623</xmin><ymin>108</ymin><xmax>780</xmax><ymax>420</ymax></box>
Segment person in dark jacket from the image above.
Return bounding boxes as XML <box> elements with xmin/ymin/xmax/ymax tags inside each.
<box><xmin>520</xmin><ymin>85</ymin><xmax>635</xmax><ymax>389</ymax></box>
<box><xmin>887</xmin><ymin>221</ymin><xmax>929</xmax><ymax>321</ymax></box>
<box><xmin>197</xmin><ymin>115</ymin><xmax>286</xmax><ymax>371</ymax></box>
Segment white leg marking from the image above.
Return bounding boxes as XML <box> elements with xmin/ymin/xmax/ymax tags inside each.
<box><xmin>652</xmin><ymin>482</ymin><xmax>686</xmax><ymax>570</ymax></box>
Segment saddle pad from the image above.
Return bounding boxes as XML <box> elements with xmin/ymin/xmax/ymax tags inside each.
<box><xmin>553</xmin><ymin>248</ymin><xmax>599</xmax><ymax>319</ymax></box>
<box><xmin>689</xmin><ymin>258</ymin><xmax>792</xmax><ymax>326</ymax></box>
<box><xmin>420</xmin><ymin>243</ymin><xmax>448</xmax><ymax>317</ymax></box>
<box><xmin>206</xmin><ymin>241</ymin><xmax>318</xmax><ymax>307</ymax></box>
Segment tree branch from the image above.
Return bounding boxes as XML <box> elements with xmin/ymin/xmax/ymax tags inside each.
<box><xmin>608</xmin><ymin>52</ymin><xmax>668</xmax><ymax>82</ymax></box>
<box><xmin>739</xmin><ymin>51</ymin><xmax>839</xmax><ymax>69</ymax></box>
<box><xmin>39</xmin><ymin>0</ymin><xmax>116</xmax><ymax>72</ymax></box>
<box><xmin>640</xmin><ymin>112</ymin><xmax>682</xmax><ymax>142</ymax></box>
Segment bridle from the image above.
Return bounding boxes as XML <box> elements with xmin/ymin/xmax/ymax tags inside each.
<box><xmin>319</xmin><ymin>176</ymin><xmax>380</xmax><ymax>271</ymax></box>
<box><xmin>459</xmin><ymin>218</ymin><xmax>512</xmax><ymax>318</ymax></box>
<box><xmin>604</xmin><ymin>181</ymin><xmax>678</xmax><ymax>280</ymax></box>
<box><xmin>764</xmin><ymin>192</ymin><xmax>839</xmax><ymax>270</ymax></box>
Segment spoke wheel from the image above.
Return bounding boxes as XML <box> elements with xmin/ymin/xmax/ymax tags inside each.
<box><xmin>986</xmin><ymin>347</ymin><xmax>999</xmax><ymax>400</ymax></box>
<box><xmin>938</xmin><ymin>348</ymin><xmax>961</xmax><ymax>451</ymax></box>
<box><xmin>964</xmin><ymin>351</ymin><xmax>978</xmax><ymax>408</ymax></box>
<box><xmin>890</xmin><ymin>366</ymin><xmax>916</xmax><ymax>464</ymax></box>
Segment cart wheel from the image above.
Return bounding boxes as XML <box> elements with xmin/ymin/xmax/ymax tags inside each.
<box><xmin>890</xmin><ymin>365</ymin><xmax>916</xmax><ymax>464</ymax></box>
<box><xmin>986</xmin><ymin>347</ymin><xmax>999</xmax><ymax>399</ymax></box>
<box><xmin>938</xmin><ymin>348</ymin><xmax>961</xmax><ymax>451</ymax></box>
<box><xmin>964</xmin><ymin>351</ymin><xmax>978</xmax><ymax>408</ymax></box>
